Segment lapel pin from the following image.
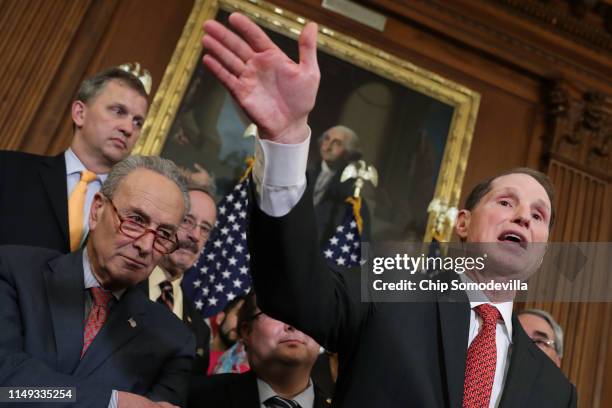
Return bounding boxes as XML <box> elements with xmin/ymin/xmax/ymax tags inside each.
<box><xmin>128</xmin><ymin>318</ymin><xmax>137</xmax><ymax>328</ymax></box>
<box><xmin>187</xmin><ymin>316</ymin><xmax>192</xmax><ymax>323</ymax></box>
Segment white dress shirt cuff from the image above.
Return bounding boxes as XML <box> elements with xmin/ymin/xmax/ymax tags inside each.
<box><xmin>253</xmin><ymin>128</ymin><xmax>310</xmax><ymax>217</ymax></box>
<box><xmin>108</xmin><ymin>390</ymin><xmax>118</xmax><ymax>408</ymax></box>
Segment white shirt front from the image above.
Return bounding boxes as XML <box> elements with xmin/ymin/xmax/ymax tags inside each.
<box><xmin>257</xmin><ymin>377</ymin><xmax>315</xmax><ymax>408</ymax></box>
<box><xmin>148</xmin><ymin>266</ymin><xmax>184</xmax><ymax>320</ymax></box>
<box><xmin>251</xmin><ymin>130</ymin><xmax>514</xmax><ymax>407</ymax></box>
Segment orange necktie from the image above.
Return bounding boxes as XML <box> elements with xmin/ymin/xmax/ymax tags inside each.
<box><xmin>68</xmin><ymin>170</ymin><xmax>97</xmax><ymax>251</ymax></box>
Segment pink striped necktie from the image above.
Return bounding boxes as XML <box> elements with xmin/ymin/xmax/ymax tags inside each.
<box><xmin>81</xmin><ymin>287</ymin><xmax>113</xmax><ymax>358</ymax></box>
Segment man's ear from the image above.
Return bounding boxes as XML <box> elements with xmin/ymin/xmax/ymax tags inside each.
<box><xmin>215</xmin><ymin>312</ymin><xmax>226</xmax><ymax>326</ymax></box>
<box><xmin>455</xmin><ymin>209</ymin><xmax>471</xmax><ymax>240</ymax></box>
<box><xmin>72</xmin><ymin>100</ymin><xmax>86</xmax><ymax>128</ymax></box>
<box><xmin>89</xmin><ymin>192</ymin><xmax>105</xmax><ymax>231</ymax></box>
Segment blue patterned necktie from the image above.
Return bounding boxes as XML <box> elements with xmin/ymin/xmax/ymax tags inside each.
<box><xmin>264</xmin><ymin>396</ymin><xmax>301</xmax><ymax>408</ymax></box>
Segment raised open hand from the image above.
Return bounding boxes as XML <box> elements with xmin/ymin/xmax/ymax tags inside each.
<box><xmin>201</xmin><ymin>13</ymin><xmax>320</xmax><ymax>144</ymax></box>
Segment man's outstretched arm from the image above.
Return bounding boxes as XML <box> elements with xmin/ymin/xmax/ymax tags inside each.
<box><xmin>201</xmin><ymin>14</ymin><xmax>366</xmax><ymax>350</ymax></box>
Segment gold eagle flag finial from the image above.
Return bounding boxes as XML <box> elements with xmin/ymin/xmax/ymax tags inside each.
<box><xmin>340</xmin><ymin>160</ymin><xmax>378</xmax><ymax>198</ymax></box>
<box><xmin>340</xmin><ymin>160</ymin><xmax>378</xmax><ymax>234</ymax></box>
<box><xmin>118</xmin><ymin>62</ymin><xmax>152</xmax><ymax>95</ymax></box>
<box><xmin>427</xmin><ymin>198</ymin><xmax>458</xmax><ymax>242</ymax></box>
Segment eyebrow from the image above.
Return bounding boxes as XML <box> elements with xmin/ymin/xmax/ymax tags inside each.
<box><xmin>111</xmin><ymin>102</ymin><xmax>145</xmax><ymax>121</ymax></box>
<box><xmin>495</xmin><ymin>187</ymin><xmax>551</xmax><ymax>214</ymax></box>
<box><xmin>187</xmin><ymin>214</ymin><xmax>213</xmax><ymax>230</ymax></box>
<box><xmin>533</xmin><ymin>198</ymin><xmax>551</xmax><ymax>214</ymax></box>
<box><xmin>127</xmin><ymin>207</ymin><xmax>177</xmax><ymax>231</ymax></box>
<box><xmin>532</xmin><ymin>330</ymin><xmax>551</xmax><ymax>339</ymax></box>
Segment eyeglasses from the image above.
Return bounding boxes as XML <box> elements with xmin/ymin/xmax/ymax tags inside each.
<box><xmin>179</xmin><ymin>215</ymin><xmax>212</xmax><ymax>239</ymax></box>
<box><xmin>105</xmin><ymin>196</ymin><xmax>179</xmax><ymax>254</ymax></box>
<box><xmin>530</xmin><ymin>336</ymin><xmax>556</xmax><ymax>352</ymax></box>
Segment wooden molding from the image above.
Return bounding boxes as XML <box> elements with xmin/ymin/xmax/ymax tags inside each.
<box><xmin>544</xmin><ymin>80</ymin><xmax>612</xmax><ymax>180</ymax></box>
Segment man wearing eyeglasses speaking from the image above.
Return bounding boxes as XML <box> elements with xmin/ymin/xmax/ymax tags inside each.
<box><xmin>0</xmin><ymin>156</ymin><xmax>195</xmax><ymax>408</ymax></box>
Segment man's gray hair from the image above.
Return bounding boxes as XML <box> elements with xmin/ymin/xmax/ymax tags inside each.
<box><xmin>319</xmin><ymin>125</ymin><xmax>361</xmax><ymax>155</ymax></box>
<box><xmin>101</xmin><ymin>155</ymin><xmax>190</xmax><ymax>214</ymax></box>
<box><xmin>186</xmin><ymin>181</ymin><xmax>217</xmax><ymax>204</ymax></box>
<box><xmin>519</xmin><ymin>309</ymin><xmax>564</xmax><ymax>358</ymax></box>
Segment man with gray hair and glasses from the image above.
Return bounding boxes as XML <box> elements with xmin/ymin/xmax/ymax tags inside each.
<box><xmin>0</xmin><ymin>156</ymin><xmax>195</xmax><ymax>407</ymax></box>
<box><xmin>518</xmin><ymin>309</ymin><xmax>565</xmax><ymax>368</ymax></box>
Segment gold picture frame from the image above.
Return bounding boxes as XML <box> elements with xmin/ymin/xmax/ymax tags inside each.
<box><xmin>134</xmin><ymin>0</ymin><xmax>480</xmax><ymax>242</ymax></box>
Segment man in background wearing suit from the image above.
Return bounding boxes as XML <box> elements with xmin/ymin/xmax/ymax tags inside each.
<box><xmin>518</xmin><ymin>308</ymin><xmax>565</xmax><ymax>368</ymax></box>
<box><xmin>188</xmin><ymin>291</ymin><xmax>330</xmax><ymax>408</ymax></box>
<box><xmin>199</xmin><ymin>13</ymin><xmax>576</xmax><ymax>407</ymax></box>
<box><xmin>0</xmin><ymin>67</ymin><xmax>148</xmax><ymax>253</ymax></box>
<box><xmin>141</xmin><ymin>183</ymin><xmax>217</xmax><ymax>374</ymax></box>
<box><xmin>0</xmin><ymin>156</ymin><xmax>195</xmax><ymax>407</ymax></box>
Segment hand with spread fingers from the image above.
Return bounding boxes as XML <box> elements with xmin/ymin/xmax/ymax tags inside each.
<box><xmin>201</xmin><ymin>12</ymin><xmax>320</xmax><ymax>144</ymax></box>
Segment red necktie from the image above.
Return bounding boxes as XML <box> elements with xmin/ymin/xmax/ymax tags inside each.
<box><xmin>463</xmin><ymin>304</ymin><xmax>501</xmax><ymax>408</ymax></box>
<box><xmin>81</xmin><ymin>287</ymin><xmax>113</xmax><ymax>358</ymax></box>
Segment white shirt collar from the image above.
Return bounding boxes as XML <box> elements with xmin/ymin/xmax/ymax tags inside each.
<box><xmin>460</xmin><ymin>273</ymin><xmax>514</xmax><ymax>342</ymax></box>
<box><xmin>149</xmin><ymin>266</ymin><xmax>183</xmax><ymax>290</ymax></box>
<box><xmin>64</xmin><ymin>148</ymin><xmax>108</xmax><ymax>182</ymax></box>
<box><xmin>82</xmin><ymin>249</ymin><xmax>125</xmax><ymax>299</ymax></box>
<box><xmin>320</xmin><ymin>160</ymin><xmax>334</xmax><ymax>175</ymax></box>
<box><xmin>257</xmin><ymin>377</ymin><xmax>315</xmax><ymax>408</ymax></box>
<box><xmin>470</xmin><ymin>300</ymin><xmax>514</xmax><ymax>344</ymax></box>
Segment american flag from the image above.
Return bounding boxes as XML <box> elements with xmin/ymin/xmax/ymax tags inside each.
<box><xmin>181</xmin><ymin>177</ymin><xmax>252</xmax><ymax>318</ymax></box>
<box><xmin>322</xmin><ymin>202</ymin><xmax>362</xmax><ymax>268</ymax></box>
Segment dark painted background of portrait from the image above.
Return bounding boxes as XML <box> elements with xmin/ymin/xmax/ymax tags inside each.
<box><xmin>160</xmin><ymin>10</ymin><xmax>453</xmax><ymax>241</ymax></box>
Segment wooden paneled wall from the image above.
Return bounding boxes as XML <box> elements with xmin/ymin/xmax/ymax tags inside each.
<box><xmin>1</xmin><ymin>0</ymin><xmax>610</xmax><ymax>406</ymax></box>
<box><xmin>525</xmin><ymin>160</ymin><xmax>611</xmax><ymax>406</ymax></box>
<box><xmin>0</xmin><ymin>0</ymin><xmax>95</xmax><ymax>152</ymax></box>
<box><xmin>0</xmin><ymin>0</ymin><xmax>194</xmax><ymax>155</ymax></box>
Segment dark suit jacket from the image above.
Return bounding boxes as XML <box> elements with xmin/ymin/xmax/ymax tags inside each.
<box><xmin>247</xmin><ymin>182</ymin><xmax>577</xmax><ymax>407</ymax></box>
<box><xmin>138</xmin><ymin>279</ymin><xmax>211</xmax><ymax>374</ymax></box>
<box><xmin>0</xmin><ymin>151</ymin><xmax>70</xmax><ymax>252</ymax></box>
<box><xmin>307</xmin><ymin>164</ymin><xmax>371</xmax><ymax>246</ymax></box>
<box><xmin>0</xmin><ymin>246</ymin><xmax>195</xmax><ymax>407</ymax></box>
<box><xmin>188</xmin><ymin>370</ymin><xmax>331</xmax><ymax>408</ymax></box>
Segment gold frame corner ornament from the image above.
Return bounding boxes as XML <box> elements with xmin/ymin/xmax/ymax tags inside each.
<box><xmin>134</xmin><ymin>0</ymin><xmax>480</xmax><ymax>242</ymax></box>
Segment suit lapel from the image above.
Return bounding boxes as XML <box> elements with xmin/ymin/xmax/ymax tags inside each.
<box><xmin>229</xmin><ymin>372</ymin><xmax>260</xmax><ymax>408</ymax></box>
<box><xmin>74</xmin><ymin>287</ymin><xmax>147</xmax><ymax>377</ymax></box>
<box><xmin>436</xmin><ymin>281</ymin><xmax>470</xmax><ymax>408</ymax></box>
<box><xmin>313</xmin><ymin>383</ymin><xmax>332</xmax><ymax>407</ymax></box>
<box><xmin>44</xmin><ymin>250</ymin><xmax>86</xmax><ymax>374</ymax></box>
<box><xmin>498</xmin><ymin>315</ymin><xmax>541</xmax><ymax>407</ymax></box>
<box><xmin>40</xmin><ymin>154</ymin><xmax>69</xmax><ymax>245</ymax></box>
<box><xmin>183</xmin><ymin>298</ymin><xmax>194</xmax><ymax>328</ymax></box>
